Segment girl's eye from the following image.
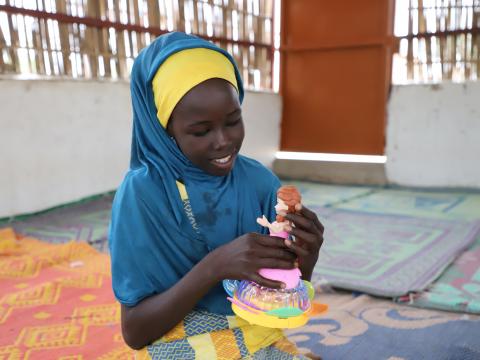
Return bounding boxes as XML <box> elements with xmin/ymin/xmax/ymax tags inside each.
<box><xmin>192</xmin><ymin>129</ymin><xmax>210</xmax><ymax>137</ymax></box>
<box><xmin>226</xmin><ymin>118</ymin><xmax>241</xmax><ymax>127</ymax></box>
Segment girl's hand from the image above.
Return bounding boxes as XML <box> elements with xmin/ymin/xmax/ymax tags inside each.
<box><xmin>284</xmin><ymin>205</ymin><xmax>324</xmax><ymax>281</ymax></box>
<box><xmin>211</xmin><ymin>233</ymin><xmax>297</xmax><ymax>289</ymax></box>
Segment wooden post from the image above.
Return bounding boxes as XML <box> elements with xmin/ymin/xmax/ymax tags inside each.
<box><xmin>125</xmin><ymin>0</ymin><xmax>136</xmax><ymax>67</ymax></box>
<box><xmin>177</xmin><ymin>0</ymin><xmax>186</xmax><ymax>32</ymax></box>
<box><xmin>6</xmin><ymin>9</ymin><xmax>22</xmax><ymax>73</ymax></box>
<box><xmin>407</xmin><ymin>0</ymin><xmax>414</xmax><ymax>80</ymax></box>
<box><xmin>418</xmin><ymin>0</ymin><xmax>432</xmax><ymax>81</ymax></box>
<box><xmin>0</xmin><ymin>20</ymin><xmax>6</xmax><ymax>72</ymax></box>
<box><xmin>148</xmin><ymin>0</ymin><xmax>160</xmax><ymax>30</ymax></box>
<box><xmin>103</xmin><ymin>0</ymin><xmax>113</xmax><ymax>76</ymax></box>
<box><xmin>83</xmin><ymin>0</ymin><xmax>99</xmax><ymax>77</ymax></box>
<box><xmin>32</xmin><ymin>16</ymin><xmax>46</xmax><ymax>75</ymax></box>
<box><xmin>55</xmin><ymin>0</ymin><xmax>72</xmax><ymax>75</ymax></box>
<box><xmin>463</xmin><ymin>3</ymin><xmax>470</xmax><ymax>80</ymax></box>
<box><xmin>132</xmin><ymin>0</ymin><xmax>144</xmax><ymax>54</ymax></box>
<box><xmin>474</xmin><ymin>10</ymin><xmax>480</xmax><ymax>78</ymax></box>
<box><xmin>243</xmin><ymin>0</ymin><xmax>248</xmax><ymax>41</ymax></box>
<box><xmin>114</xmin><ymin>2</ymin><xmax>128</xmax><ymax>78</ymax></box>
<box><xmin>192</xmin><ymin>0</ymin><xmax>199</xmax><ymax>34</ymax></box>
<box><xmin>446</xmin><ymin>2</ymin><xmax>454</xmax><ymax>79</ymax></box>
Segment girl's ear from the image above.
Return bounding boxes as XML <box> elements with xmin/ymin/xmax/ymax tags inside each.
<box><xmin>166</xmin><ymin>117</ymin><xmax>175</xmax><ymax>137</ymax></box>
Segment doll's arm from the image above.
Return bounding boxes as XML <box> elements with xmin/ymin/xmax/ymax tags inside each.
<box><xmin>257</xmin><ymin>215</ymin><xmax>287</xmax><ymax>234</ymax></box>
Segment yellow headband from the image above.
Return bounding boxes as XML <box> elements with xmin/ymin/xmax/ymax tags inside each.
<box><xmin>152</xmin><ymin>48</ymin><xmax>238</xmax><ymax>128</ymax></box>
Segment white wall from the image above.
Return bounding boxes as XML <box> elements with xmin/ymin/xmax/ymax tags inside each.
<box><xmin>3</xmin><ymin>78</ymin><xmax>477</xmax><ymax>217</ymax></box>
<box><xmin>386</xmin><ymin>82</ymin><xmax>480</xmax><ymax>188</ymax></box>
<box><xmin>241</xmin><ymin>90</ymin><xmax>282</xmax><ymax>167</ymax></box>
<box><xmin>0</xmin><ymin>78</ymin><xmax>281</xmax><ymax>218</ymax></box>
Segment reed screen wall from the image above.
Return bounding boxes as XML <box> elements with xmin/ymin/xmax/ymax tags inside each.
<box><xmin>0</xmin><ymin>0</ymin><xmax>274</xmax><ymax>89</ymax></box>
<box><xmin>394</xmin><ymin>0</ymin><xmax>480</xmax><ymax>83</ymax></box>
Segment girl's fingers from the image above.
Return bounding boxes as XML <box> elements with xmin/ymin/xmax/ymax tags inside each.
<box><xmin>258</xmin><ymin>247</ymin><xmax>297</xmax><ymax>261</ymax></box>
<box><xmin>258</xmin><ymin>258</ymin><xmax>296</xmax><ymax>270</ymax></box>
<box><xmin>284</xmin><ymin>239</ymin><xmax>309</xmax><ymax>257</ymax></box>
<box><xmin>288</xmin><ymin>227</ymin><xmax>323</xmax><ymax>249</ymax></box>
<box><xmin>299</xmin><ymin>206</ymin><xmax>324</xmax><ymax>233</ymax></box>
<box><xmin>254</xmin><ymin>233</ymin><xmax>289</xmax><ymax>248</ymax></box>
<box><xmin>250</xmin><ymin>273</ymin><xmax>285</xmax><ymax>289</ymax></box>
<box><xmin>288</xmin><ymin>206</ymin><xmax>324</xmax><ymax>234</ymax></box>
<box><xmin>285</xmin><ymin>213</ymin><xmax>318</xmax><ymax>233</ymax></box>
<box><xmin>285</xmin><ymin>213</ymin><xmax>314</xmax><ymax>231</ymax></box>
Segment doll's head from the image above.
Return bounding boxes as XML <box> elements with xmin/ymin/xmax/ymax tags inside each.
<box><xmin>275</xmin><ymin>185</ymin><xmax>302</xmax><ymax>223</ymax></box>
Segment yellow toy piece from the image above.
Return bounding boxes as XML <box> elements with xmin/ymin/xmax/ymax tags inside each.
<box><xmin>231</xmin><ymin>300</ymin><xmax>328</xmax><ymax>329</ymax></box>
<box><xmin>232</xmin><ymin>303</ymin><xmax>309</xmax><ymax>328</ymax></box>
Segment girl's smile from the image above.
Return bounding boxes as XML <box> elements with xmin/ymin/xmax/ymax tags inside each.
<box><xmin>210</xmin><ymin>151</ymin><xmax>238</xmax><ymax>171</ymax></box>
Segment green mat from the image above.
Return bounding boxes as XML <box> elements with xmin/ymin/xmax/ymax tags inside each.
<box><xmin>0</xmin><ymin>194</ymin><xmax>113</xmax><ymax>252</ymax></box>
<box><xmin>396</xmin><ymin>234</ymin><xmax>480</xmax><ymax>314</ymax></box>
<box><xmin>336</xmin><ymin>188</ymin><xmax>480</xmax><ymax>220</ymax></box>
<box><xmin>311</xmin><ymin>206</ymin><xmax>480</xmax><ymax>297</ymax></box>
<box><xmin>311</xmin><ymin>186</ymin><xmax>480</xmax><ymax>313</ymax></box>
<box><xmin>284</xmin><ymin>180</ymin><xmax>374</xmax><ymax>207</ymax></box>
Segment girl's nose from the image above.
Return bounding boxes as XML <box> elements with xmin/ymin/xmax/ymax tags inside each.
<box><xmin>213</xmin><ymin>129</ymin><xmax>229</xmax><ymax>150</ymax></box>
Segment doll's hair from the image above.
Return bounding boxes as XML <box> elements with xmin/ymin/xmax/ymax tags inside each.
<box><xmin>276</xmin><ymin>185</ymin><xmax>301</xmax><ymax>222</ymax></box>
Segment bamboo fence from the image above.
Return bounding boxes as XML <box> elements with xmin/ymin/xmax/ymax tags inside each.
<box><xmin>0</xmin><ymin>0</ymin><xmax>274</xmax><ymax>89</ymax></box>
<box><xmin>395</xmin><ymin>0</ymin><xmax>480</xmax><ymax>83</ymax></box>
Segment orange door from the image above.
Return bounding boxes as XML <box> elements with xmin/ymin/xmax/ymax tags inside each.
<box><xmin>280</xmin><ymin>0</ymin><xmax>395</xmax><ymax>155</ymax></box>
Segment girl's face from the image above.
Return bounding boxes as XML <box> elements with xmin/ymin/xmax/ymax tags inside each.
<box><xmin>167</xmin><ymin>78</ymin><xmax>244</xmax><ymax>176</ymax></box>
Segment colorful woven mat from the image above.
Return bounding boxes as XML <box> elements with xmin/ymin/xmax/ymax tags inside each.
<box><xmin>285</xmin><ymin>181</ymin><xmax>374</xmax><ymax>208</ymax></box>
<box><xmin>4</xmin><ymin>183</ymin><xmax>480</xmax><ymax>314</ymax></box>
<box><xmin>335</xmin><ymin>188</ymin><xmax>480</xmax><ymax>221</ymax></box>
<box><xmin>286</xmin><ymin>291</ymin><xmax>480</xmax><ymax>360</ymax></box>
<box><xmin>0</xmin><ymin>228</ymin><xmax>134</xmax><ymax>359</ymax></box>
<box><xmin>397</xmin><ymin>234</ymin><xmax>480</xmax><ymax>314</ymax></box>
<box><xmin>314</xmin><ymin>186</ymin><xmax>480</xmax><ymax>313</ymax></box>
<box><xmin>0</xmin><ymin>194</ymin><xmax>113</xmax><ymax>252</ymax></box>
<box><xmin>312</xmin><ymin>207</ymin><xmax>480</xmax><ymax>297</ymax></box>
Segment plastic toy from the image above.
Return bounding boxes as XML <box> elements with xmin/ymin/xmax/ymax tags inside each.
<box><xmin>223</xmin><ymin>185</ymin><xmax>327</xmax><ymax>328</ymax></box>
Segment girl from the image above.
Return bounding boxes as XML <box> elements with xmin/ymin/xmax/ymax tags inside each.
<box><xmin>109</xmin><ymin>32</ymin><xmax>324</xmax><ymax>359</ymax></box>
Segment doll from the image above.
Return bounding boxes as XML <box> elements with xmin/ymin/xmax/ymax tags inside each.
<box><xmin>256</xmin><ymin>185</ymin><xmax>303</xmax><ymax>289</ymax></box>
<box><xmin>257</xmin><ymin>185</ymin><xmax>302</xmax><ymax>236</ymax></box>
<box><xmin>223</xmin><ymin>185</ymin><xmax>327</xmax><ymax>328</ymax></box>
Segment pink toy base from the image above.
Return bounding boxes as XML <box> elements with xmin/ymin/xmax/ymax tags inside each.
<box><xmin>258</xmin><ymin>268</ymin><xmax>301</xmax><ymax>289</ymax></box>
<box><xmin>270</xmin><ymin>230</ymin><xmax>289</xmax><ymax>239</ymax></box>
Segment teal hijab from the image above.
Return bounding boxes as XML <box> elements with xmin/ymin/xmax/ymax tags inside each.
<box><xmin>109</xmin><ymin>32</ymin><xmax>280</xmax><ymax>314</ymax></box>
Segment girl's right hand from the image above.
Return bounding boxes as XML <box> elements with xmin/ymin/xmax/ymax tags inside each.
<box><xmin>210</xmin><ymin>233</ymin><xmax>297</xmax><ymax>289</ymax></box>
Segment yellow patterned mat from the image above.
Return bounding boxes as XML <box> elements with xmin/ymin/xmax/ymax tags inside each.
<box><xmin>0</xmin><ymin>228</ymin><xmax>134</xmax><ymax>359</ymax></box>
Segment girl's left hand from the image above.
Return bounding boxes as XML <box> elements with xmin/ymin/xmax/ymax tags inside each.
<box><xmin>283</xmin><ymin>205</ymin><xmax>324</xmax><ymax>281</ymax></box>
